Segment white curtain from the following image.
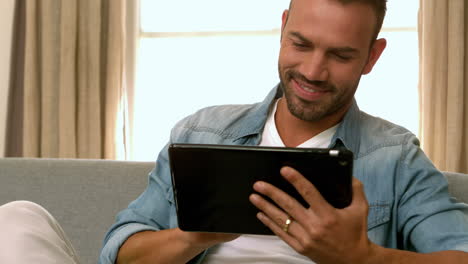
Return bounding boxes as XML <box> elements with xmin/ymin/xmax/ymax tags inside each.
<box><xmin>124</xmin><ymin>0</ymin><xmax>140</xmax><ymax>160</ymax></box>
<box><xmin>6</xmin><ymin>0</ymin><xmax>133</xmax><ymax>159</ymax></box>
<box><xmin>418</xmin><ymin>0</ymin><xmax>468</xmax><ymax>173</ymax></box>
<box><xmin>0</xmin><ymin>0</ymin><xmax>15</xmax><ymax>157</ymax></box>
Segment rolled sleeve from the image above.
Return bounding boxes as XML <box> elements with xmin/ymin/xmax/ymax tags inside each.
<box><xmin>99</xmin><ymin>223</ymin><xmax>158</xmax><ymax>264</ymax></box>
<box><xmin>99</xmin><ymin>144</ymin><xmax>177</xmax><ymax>263</ymax></box>
<box><xmin>397</xmin><ymin>137</ymin><xmax>468</xmax><ymax>253</ymax></box>
<box><xmin>408</xmin><ymin>205</ymin><xmax>468</xmax><ymax>253</ymax></box>
<box><xmin>453</xmin><ymin>243</ymin><xmax>468</xmax><ymax>253</ymax></box>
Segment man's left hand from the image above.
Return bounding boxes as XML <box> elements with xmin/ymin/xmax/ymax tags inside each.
<box><xmin>249</xmin><ymin>166</ymin><xmax>377</xmax><ymax>264</ymax></box>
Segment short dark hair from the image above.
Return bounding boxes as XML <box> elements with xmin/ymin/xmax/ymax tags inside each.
<box><xmin>287</xmin><ymin>0</ymin><xmax>387</xmax><ymax>40</ymax></box>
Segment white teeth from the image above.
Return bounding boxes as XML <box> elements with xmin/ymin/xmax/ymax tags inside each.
<box><xmin>301</xmin><ymin>85</ymin><xmax>317</xmax><ymax>93</ymax></box>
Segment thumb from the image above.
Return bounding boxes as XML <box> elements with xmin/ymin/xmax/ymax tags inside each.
<box><xmin>349</xmin><ymin>177</ymin><xmax>368</xmax><ymax>208</ymax></box>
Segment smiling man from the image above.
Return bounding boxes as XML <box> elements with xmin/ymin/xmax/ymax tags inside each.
<box><xmin>100</xmin><ymin>0</ymin><xmax>468</xmax><ymax>263</ymax></box>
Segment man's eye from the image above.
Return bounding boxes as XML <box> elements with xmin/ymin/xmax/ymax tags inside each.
<box><xmin>334</xmin><ymin>53</ymin><xmax>351</xmax><ymax>61</ymax></box>
<box><xmin>293</xmin><ymin>42</ymin><xmax>308</xmax><ymax>48</ymax></box>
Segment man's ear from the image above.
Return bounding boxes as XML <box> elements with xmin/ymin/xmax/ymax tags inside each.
<box><xmin>281</xmin><ymin>10</ymin><xmax>289</xmax><ymax>36</ymax></box>
<box><xmin>282</xmin><ymin>10</ymin><xmax>289</xmax><ymax>29</ymax></box>
<box><xmin>362</xmin><ymin>38</ymin><xmax>387</xmax><ymax>75</ymax></box>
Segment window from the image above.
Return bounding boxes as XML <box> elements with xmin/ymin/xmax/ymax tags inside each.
<box><xmin>356</xmin><ymin>0</ymin><xmax>419</xmax><ymax>136</ymax></box>
<box><xmin>132</xmin><ymin>0</ymin><xmax>419</xmax><ymax>161</ymax></box>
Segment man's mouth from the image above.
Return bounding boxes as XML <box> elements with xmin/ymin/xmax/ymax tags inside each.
<box><xmin>291</xmin><ymin>78</ymin><xmax>329</xmax><ymax>101</ymax></box>
<box><xmin>299</xmin><ymin>83</ymin><xmax>319</xmax><ymax>93</ymax></box>
<box><xmin>293</xmin><ymin>77</ymin><xmax>329</xmax><ymax>92</ymax></box>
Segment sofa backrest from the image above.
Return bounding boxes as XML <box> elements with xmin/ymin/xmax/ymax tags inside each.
<box><xmin>0</xmin><ymin>158</ymin><xmax>153</xmax><ymax>264</ymax></box>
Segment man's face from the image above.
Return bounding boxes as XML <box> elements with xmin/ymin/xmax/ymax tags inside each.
<box><xmin>278</xmin><ymin>0</ymin><xmax>384</xmax><ymax>122</ymax></box>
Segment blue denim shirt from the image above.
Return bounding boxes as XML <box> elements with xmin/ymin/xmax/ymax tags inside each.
<box><xmin>100</xmin><ymin>86</ymin><xmax>468</xmax><ymax>263</ymax></box>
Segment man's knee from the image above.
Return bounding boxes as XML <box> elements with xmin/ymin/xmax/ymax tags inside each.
<box><xmin>0</xmin><ymin>201</ymin><xmax>80</xmax><ymax>264</ymax></box>
<box><xmin>0</xmin><ymin>200</ymin><xmax>54</xmax><ymax>224</ymax></box>
<box><xmin>0</xmin><ymin>200</ymin><xmax>49</xmax><ymax>213</ymax></box>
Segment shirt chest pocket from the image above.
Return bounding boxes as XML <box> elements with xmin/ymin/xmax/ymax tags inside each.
<box><xmin>366</xmin><ymin>202</ymin><xmax>391</xmax><ymax>245</ymax></box>
<box><xmin>367</xmin><ymin>202</ymin><xmax>390</xmax><ymax>230</ymax></box>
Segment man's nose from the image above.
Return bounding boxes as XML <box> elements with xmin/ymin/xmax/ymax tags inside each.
<box><xmin>300</xmin><ymin>52</ymin><xmax>329</xmax><ymax>81</ymax></box>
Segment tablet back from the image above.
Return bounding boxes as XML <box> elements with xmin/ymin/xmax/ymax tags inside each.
<box><xmin>169</xmin><ymin>144</ymin><xmax>353</xmax><ymax>235</ymax></box>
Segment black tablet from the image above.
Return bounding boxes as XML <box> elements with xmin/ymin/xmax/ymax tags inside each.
<box><xmin>168</xmin><ymin>143</ymin><xmax>353</xmax><ymax>235</ymax></box>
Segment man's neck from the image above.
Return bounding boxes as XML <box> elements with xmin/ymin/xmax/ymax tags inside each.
<box><xmin>274</xmin><ymin>97</ymin><xmax>346</xmax><ymax>148</ymax></box>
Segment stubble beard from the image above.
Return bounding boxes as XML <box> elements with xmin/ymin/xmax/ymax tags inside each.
<box><xmin>278</xmin><ymin>67</ymin><xmax>359</xmax><ymax>122</ymax></box>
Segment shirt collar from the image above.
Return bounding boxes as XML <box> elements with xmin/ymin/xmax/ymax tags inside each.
<box><xmin>232</xmin><ymin>85</ymin><xmax>282</xmax><ymax>142</ymax></box>
<box><xmin>329</xmin><ymin>99</ymin><xmax>362</xmax><ymax>155</ymax></box>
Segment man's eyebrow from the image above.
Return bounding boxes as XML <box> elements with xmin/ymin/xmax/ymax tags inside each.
<box><xmin>329</xmin><ymin>46</ymin><xmax>360</xmax><ymax>55</ymax></box>
<box><xmin>288</xmin><ymin>31</ymin><xmax>312</xmax><ymax>45</ymax></box>
<box><xmin>288</xmin><ymin>31</ymin><xmax>360</xmax><ymax>54</ymax></box>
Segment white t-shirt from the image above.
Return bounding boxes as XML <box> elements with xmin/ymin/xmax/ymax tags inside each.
<box><xmin>203</xmin><ymin>99</ymin><xmax>338</xmax><ymax>264</ymax></box>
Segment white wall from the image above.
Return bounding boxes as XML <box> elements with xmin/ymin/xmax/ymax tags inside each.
<box><xmin>0</xmin><ymin>0</ymin><xmax>15</xmax><ymax>157</ymax></box>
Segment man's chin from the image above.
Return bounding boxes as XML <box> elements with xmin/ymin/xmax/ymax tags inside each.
<box><xmin>291</xmin><ymin>110</ymin><xmax>328</xmax><ymax>122</ymax></box>
<box><xmin>286</xmin><ymin>100</ymin><xmax>328</xmax><ymax>122</ymax></box>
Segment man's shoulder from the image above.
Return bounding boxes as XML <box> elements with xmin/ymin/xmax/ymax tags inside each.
<box><xmin>356</xmin><ymin>111</ymin><xmax>418</xmax><ymax>156</ymax></box>
<box><xmin>170</xmin><ymin>103</ymin><xmax>263</xmax><ymax>142</ymax></box>
<box><xmin>175</xmin><ymin>103</ymin><xmax>258</xmax><ymax>129</ymax></box>
<box><xmin>352</xmin><ymin>111</ymin><xmax>435</xmax><ymax>190</ymax></box>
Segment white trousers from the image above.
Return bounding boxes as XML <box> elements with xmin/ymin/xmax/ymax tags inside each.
<box><xmin>0</xmin><ymin>201</ymin><xmax>80</xmax><ymax>264</ymax></box>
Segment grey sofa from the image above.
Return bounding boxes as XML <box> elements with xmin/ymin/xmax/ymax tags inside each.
<box><xmin>0</xmin><ymin>158</ymin><xmax>467</xmax><ymax>263</ymax></box>
<box><xmin>0</xmin><ymin>158</ymin><xmax>153</xmax><ymax>264</ymax></box>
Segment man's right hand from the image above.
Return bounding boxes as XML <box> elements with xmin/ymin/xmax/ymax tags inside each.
<box><xmin>116</xmin><ymin>227</ymin><xmax>239</xmax><ymax>264</ymax></box>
